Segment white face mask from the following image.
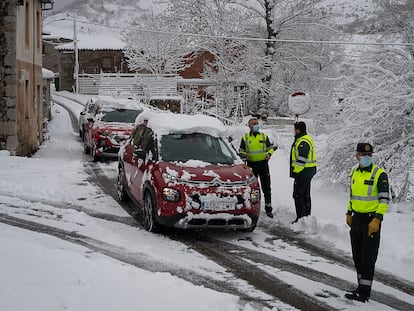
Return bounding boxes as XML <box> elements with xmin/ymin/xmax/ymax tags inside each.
<box><xmin>359</xmin><ymin>155</ymin><xmax>372</xmax><ymax>167</ymax></box>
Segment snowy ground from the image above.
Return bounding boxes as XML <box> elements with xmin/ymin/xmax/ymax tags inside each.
<box><xmin>0</xmin><ymin>93</ymin><xmax>413</xmax><ymax>310</ymax></box>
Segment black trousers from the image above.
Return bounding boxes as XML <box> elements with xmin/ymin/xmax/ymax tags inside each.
<box><xmin>247</xmin><ymin>160</ymin><xmax>271</xmax><ymax>210</ymax></box>
<box><xmin>293</xmin><ymin>175</ymin><xmax>313</xmax><ymax>218</ymax></box>
<box><xmin>350</xmin><ymin>213</ymin><xmax>381</xmax><ymax>297</ymax></box>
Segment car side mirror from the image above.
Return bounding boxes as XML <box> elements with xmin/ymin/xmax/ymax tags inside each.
<box><xmin>133</xmin><ymin>148</ymin><xmax>146</xmax><ymax>159</ymax></box>
<box><xmin>80</xmin><ymin>111</ymin><xmax>86</xmax><ymax>115</ymax></box>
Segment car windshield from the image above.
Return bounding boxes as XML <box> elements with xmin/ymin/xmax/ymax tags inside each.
<box><xmin>160</xmin><ymin>133</ymin><xmax>237</xmax><ymax>164</ymax></box>
<box><xmin>100</xmin><ymin>108</ymin><xmax>142</xmax><ymax>123</ymax></box>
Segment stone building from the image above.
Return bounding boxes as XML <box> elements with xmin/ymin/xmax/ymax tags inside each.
<box><xmin>0</xmin><ymin>0</ymin><xmax>53</xmax><ymax>156</ymax></box>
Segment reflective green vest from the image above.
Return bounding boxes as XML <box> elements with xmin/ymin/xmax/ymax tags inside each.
<box><xmin>240</xmin><ymin>132</ymin><xmax>274</xmax><ymax>162</ymax></box>
<box><xmin>348</xmin><ymin>164</ymin><xmax>389</xmax><ymax>215</ymax></box>
<box><xmin>291</xmin><ymin>134</ymin><xmax>316</xmax><ymax>174</ymax></box>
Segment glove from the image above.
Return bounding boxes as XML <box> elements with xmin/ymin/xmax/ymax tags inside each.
<box><xmin>368</xmin><ymin>218</ymin><xmax>381</xmax><ymax>236</ymax></box>
<box><xmin>346</xmin><ymin>214</ymin><xmax>352</xmax><ymax>227</ymax></box>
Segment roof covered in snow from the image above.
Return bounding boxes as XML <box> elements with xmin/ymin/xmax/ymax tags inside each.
<box><xmin>53</xmin><ymin>33</ymin><xmax>126</xmax><ymax>51</ymax></box>
<box><xmin>137</xmin><ymin>111</ymin><xmax>227</xmax><ymax>137</ymax></box>
<box><xmin>42</xmin><ymin>68</ymin><xmax>55</xmax><ymax>79</ymax></box>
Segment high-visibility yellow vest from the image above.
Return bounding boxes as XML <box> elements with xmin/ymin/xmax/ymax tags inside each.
<box><xmin>348</xmin><ymin>164</ymin><xmax>389</xmax><ymax>215</ymax></box>
<box><xmin>240</xmin><ymin>132</ymin><xmax>274</xmax><ymax>162</ymax></box>
<box><xmin>291</xmin><ymin>134</ymin><xmax>317</xmax><ymax>174</ymax></box>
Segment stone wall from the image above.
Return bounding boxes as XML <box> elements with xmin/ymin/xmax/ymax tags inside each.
<box><xmin>1</xmin><ymin>0</ymin><xmax>44</xmax><ymax>156</ymax></box>
<box><xmin>0</xmin><ymin>0</ymin><xmax>17</xmax><ymax>153</ymax></box>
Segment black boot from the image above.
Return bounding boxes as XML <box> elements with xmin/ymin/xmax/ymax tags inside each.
<box><xmin>265</xmin><ymin>205</ymin><xmax>273</xmax><ymax>218</ymax></box>
<box><xmin>344</xmin><ymin>290</ymin><xmax>369</xmax><ymax>302</ymax></box>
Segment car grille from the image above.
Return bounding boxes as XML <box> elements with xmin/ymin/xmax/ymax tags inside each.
<box><xmin>174</xmin><ymin>214</ymin><xmax>253</xmax><ymax>229</ymax></box>
<box><xmin>113</xmin><ymin>135</ymin><xmax>128</xmax><ymax>143</ymax></box>
<box><xmin>177</xmin><ymin>178</ymin><xmax>252</xmax><ymax>187</ymax></box>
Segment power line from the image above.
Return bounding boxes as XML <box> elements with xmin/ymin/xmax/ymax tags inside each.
<box><xmin>48</xmin><ymin>18</ymin><xmax>414</xmax><ymax>47</ymax></box>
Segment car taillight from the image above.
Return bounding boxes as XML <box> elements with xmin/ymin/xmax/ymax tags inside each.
<box><xmin>162</xmin><ymin>188</ymin><xmax>180</xmax><ymax>202</ymax></box>
<box><xmin>250</xmin><ymin>189</ymin><xmax>260</xmax><ymax>204</ymax></box>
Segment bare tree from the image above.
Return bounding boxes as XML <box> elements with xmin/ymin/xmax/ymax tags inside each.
<box><xmin>320</xmin><ymin>0</ymin><xmax>414</xmax><ymax>200</ymax></box>
<box><xmin>123</xmin><ymin>14</ymin><xmax>194</xmax><ymax>74</ymax></box>
<box><xmin>226</xmin><ymin>0</ymin><xmax>341</xmax><ymax>117</ymax></box>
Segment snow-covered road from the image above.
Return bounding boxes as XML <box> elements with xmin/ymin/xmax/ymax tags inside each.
<box><xmin>0</xmin><ymin>94</ymin><xmax>413</xmax><ymax>311</ymax></box>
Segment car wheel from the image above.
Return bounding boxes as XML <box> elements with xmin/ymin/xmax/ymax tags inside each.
<box><xmin>83</xmin><ymin>142</ymin><xmax>90</xmax><ymax>154</ymax></box>
<box><xmin>142</xmin><ymin>192</ymin><xmax>159</xmax><ymax>232</ymax></box>
<box><xmin>80</xmin><ymin>126</ymin><xmax>85</xmax><ymax>141</ymax></box>
<box><xmin>117</xmin><ymin>165</ymin><xmax>129</xmax><ymax>202</ymax></box>
<box><xmin>91</xmin><ymin>145</ymin><xmax>99</xmax><ymax>162</ymax></box>
<box><xmin>240</xmin><ymin>220</ymin><xmax>257</xmax><ymax>232</ymax></box>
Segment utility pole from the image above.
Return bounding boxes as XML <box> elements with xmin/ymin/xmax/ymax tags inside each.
<box><xmin>73</xmin><ymin>15</ymin><xmax>79</xmax><ymax>93</ymax></box>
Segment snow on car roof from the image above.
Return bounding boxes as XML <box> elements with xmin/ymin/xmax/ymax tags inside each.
<box><xmin>96</xmin><ymin>96</ymin><xmax>145</xmax><ymax>110</ymax></box>
<box><xmin>137</xmin><ymin>111</ymin><xmax>227</xmax><ymax>137</ymax></box>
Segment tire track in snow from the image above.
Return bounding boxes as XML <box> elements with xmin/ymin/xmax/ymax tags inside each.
<box><xmin>0</xmin><ymin>213</ymin><xmax>276</xmax><ymax>310</ymax></box>
<box><xmin>266</xmin><ymin>225</ymin><xmax>414</xmax><ymax>297</ymax></box>
<box><xmin>168</xmin><ymin>230</ymin><xmax>414</xmax><ymax>311</ymax></box>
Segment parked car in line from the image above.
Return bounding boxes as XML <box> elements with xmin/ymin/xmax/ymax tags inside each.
<box><xmin>83</xmin><ymin>97</ymin><xmax>143</xmax><ymax>161</ymax></box>
<box><xmin>117</xmin><ymin>112</ymin><xmax>261</xmax><ymax>232</ymax></box>
<box><xmin>78</xmin><ymin>98</ymin><xmax>98</xmax><ymax>141</ymax></box>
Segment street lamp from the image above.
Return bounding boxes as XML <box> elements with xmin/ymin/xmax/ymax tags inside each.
<box><xmin>43</xmin><ymin>15</ymin><xmax>79</xmax><ymax>93</ymax></box>
<box><xmin>73</xmin><ymin>15</ymin><xmax>79</xmax><ymax>93</ymax></box>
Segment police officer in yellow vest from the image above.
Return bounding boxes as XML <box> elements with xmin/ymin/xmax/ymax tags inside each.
<box><xmin>345</xmin><ymin>143</ymin><xmax>390</xmax><ymax>303</ymax></box>
<box><xmin>290</xmin><ymin>121</ymin><xmax>317</xmax><ymax>223</ymax></box>
<box><xmin>239</xmin><ymin>117</ymin><xmax>276</xmax><ymax>218</ymax></box>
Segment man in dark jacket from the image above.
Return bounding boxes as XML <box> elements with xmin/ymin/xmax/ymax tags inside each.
<box><xmin>290</xmin><ymin>121</ymin><xmax>317</xmax><ymax>223</ymax></box>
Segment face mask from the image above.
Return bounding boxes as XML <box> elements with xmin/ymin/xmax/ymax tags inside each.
<box><xmin>359</xmin><ymin>155</ymin><xmax>372</xmax><ymax>167</ymax></box>
<box><xmin>252</xmin><ymin>125</ymin><xmax>260</xmax><ymax>132</ymax></box>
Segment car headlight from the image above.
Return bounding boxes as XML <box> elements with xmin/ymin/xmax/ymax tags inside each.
<box><xmin>162</xmin><ymin>172</ymin><xmax>178</xmax><ymax>182</ymax></box>
<box><xmin>162</xmin><ymin>187</ymin><xmax>180</xmax><ymax>202</ymax></box>
<box><xmin>247</xmin><ymin>175</ymin><xmax>256</xmax><ymax>185</ymax></box>
<box><xmin>250</xmin><ymin>189</ymin><xmax>260</xmax><ymax>204</ymax></box>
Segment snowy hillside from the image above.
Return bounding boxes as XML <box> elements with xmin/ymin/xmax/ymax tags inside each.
<box><xmin>317</xmin><ymin>0</ymin><xmax>381</xmax><ymax>32</ymax></box>
<box><xmin>49</xmin><ymin>0</ymin><xmax>167</xmax><ymax>27</ymax></box>
<box><xmin>43</xmin><ymin>0</ymin><xmax>168</xmax><ymax>42</ymax></box>
<box><xmin>44</xmin><ymin>0</ymin><xmax>384</xmax><ymax>38</ymax></box>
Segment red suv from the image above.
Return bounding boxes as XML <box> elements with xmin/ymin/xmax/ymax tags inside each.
<box><xmin>83</xmin><ymin>99</ymin><xmax>143</xmax><ymax>161</ymax></box>
<box><xmin>117</xmin><ymin>112</ymin><xmax>261</xmax><ymax>232</ymax></box>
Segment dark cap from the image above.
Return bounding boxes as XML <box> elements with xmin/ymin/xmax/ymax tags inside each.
<box><xmin>294</xmin><ymin>121</ymin><xmax>306</xmax><ymax>132</ymax></box>
<box><xmin>356</xmin><ymin>143</ymin><xmax>373</xmax><ymax>153</ymax></box>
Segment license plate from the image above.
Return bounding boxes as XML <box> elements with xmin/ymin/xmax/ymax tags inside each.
<box><xmin>201</xmin><ymin>201</ymin><xmax>235</xmax><ymax>211</ymax></box>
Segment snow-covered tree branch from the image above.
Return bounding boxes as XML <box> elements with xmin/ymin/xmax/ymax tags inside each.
<box><xmin>123</xmin><ymin>15</ymin><xmax>194</xmax><ymax>74</ymax></box>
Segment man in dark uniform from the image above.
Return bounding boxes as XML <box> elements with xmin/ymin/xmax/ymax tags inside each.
<box><xmin>345</xmin><ymin>143</ymin><xmax>390</xmax><ymax>302</ymax></box>
<box><xmin>290</xmin><ymin>121</ymin><xmax>317</xmax><ymax>223</ymax></box>
<box><xmin>239</xmin><ymin>117</ymin><xmax>276</xmax><ymax>218</ymax></box>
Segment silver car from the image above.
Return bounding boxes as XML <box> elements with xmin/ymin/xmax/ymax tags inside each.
<box><xmin>78</xmin><ymin>98</ymin><xmax>98</xmax><ymax>141</ymax></box>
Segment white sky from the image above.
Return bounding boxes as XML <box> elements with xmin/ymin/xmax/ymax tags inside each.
<box><xmin>0</xmin><ymin>92</ymin><xmax>413</xmax><ymax>310</ymax></box>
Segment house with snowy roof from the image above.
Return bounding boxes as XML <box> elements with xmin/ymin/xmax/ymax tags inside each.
<box><xmin>42</xmin><ymin>26</ymin><xmax>216</xmax><ymax>95</ymax></box>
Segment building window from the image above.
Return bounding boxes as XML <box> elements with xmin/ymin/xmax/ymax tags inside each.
<box><xmin>25</xmin><ymin>1</ymin><xmax>29</xmax><ymax>46</ymax></box>
<box><xmin>36</xmin><ymin>10</ymin><xmax>41</xmax><ymax>49</ymax></box>
<box><xmin>101</xmin><ymin>56</ymin><xmax>113</xmax><ymax>72</ymax></box>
